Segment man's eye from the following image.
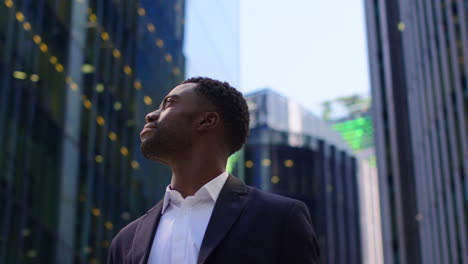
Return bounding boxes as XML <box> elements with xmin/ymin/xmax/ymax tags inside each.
<box><xmin>163</xmin><ymin>99</ymin><xmax>174</xmax><ymax>108</ymax></box>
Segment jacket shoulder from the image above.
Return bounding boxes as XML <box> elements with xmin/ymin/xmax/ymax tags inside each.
<box><xmin>107</xmin><ymin>204</ymin><xmax>160</xmax><ymax>263</ymax></box>
<box><xmin>245</xmin><ymin>185</ymin><xmax>307</xmax><ymax>210</ymax></box>
<box><xmin>107</xmin><ymin>214</ymin><xmax>142</xmax><ymax>260</ymax></box>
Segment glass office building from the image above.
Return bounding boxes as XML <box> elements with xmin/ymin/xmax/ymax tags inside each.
<box><xmin>243</xmin><ymin>89</ymin><xmax>362</xmax><ymax>264</ymax></box>
<box><xmin>329</xmin><ymin>105</ymin><xmax>384</xmax><ymax>264</ymax></box>
<box><xmin>365</xmin><ymin>1</ymin><xmax>468</xmax><ymax>263</ymax></box>
<box><xmin>0</xmin><ymin>0</ymin><xmax>185</xmax><ymax>263</ymax></box>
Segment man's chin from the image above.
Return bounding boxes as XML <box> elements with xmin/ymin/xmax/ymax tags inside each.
<box><xmin>141</xmin><ymin>144</ymin><xmax>168</xmax><ymax>165</ymax></box>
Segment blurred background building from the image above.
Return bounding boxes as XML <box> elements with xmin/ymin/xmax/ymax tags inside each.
<box><xmin>7</xmin><ymin>0</ymin><xmax>459</xmax><ymax>263</ymax></box>
<box><xmin>0</xmin><ymin>0</ymin><xmax>185</xmax><ymax>263</ymax></box>
<box><xmin>321</xmin><ymin>94</ymin><xmax>383</xmax><ymax>264</ymax></box>
<box><xmin>365</xmin><ymin>0</ymin><xmax>468</xmax><ymax>264</ymax></box>
<box><xmin>238</xmin><ymin>89</ymin><xmax>362</xmax><ymax>264</ymax></box>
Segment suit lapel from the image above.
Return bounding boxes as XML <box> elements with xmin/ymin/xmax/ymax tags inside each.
<box><xmin>197</xmin><ymin>175</ymin><xmax>249</xmax><ymax>264</ymax></box>
<box><xmin>130</xmin><ymin>200</ymin><xmax>163</xmax><ymax>264</ymax></box>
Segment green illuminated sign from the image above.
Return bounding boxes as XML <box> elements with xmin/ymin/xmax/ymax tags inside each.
<box><xmin>333</xmin><ymin>117</ymin><xmax>374</xmax><ymax>150</ymax></box>
<box><xmin>226</xmin><ymin>151</ymin><xmax>240</xmax><ymax>173</ymax></box>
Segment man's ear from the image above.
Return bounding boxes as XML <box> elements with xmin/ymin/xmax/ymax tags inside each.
<box><xmin>197</xmin><ymin>112</ymin><xmax>220</xmax><ymax>131</ymax></box>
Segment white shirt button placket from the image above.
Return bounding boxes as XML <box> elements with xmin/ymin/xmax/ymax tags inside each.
<box><xmin>172</xmin><ymin>204</ymin><xmax>189</xmax><ymax>263</ymax></box>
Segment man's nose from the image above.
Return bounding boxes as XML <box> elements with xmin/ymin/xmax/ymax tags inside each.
<box><xmin>145</xmin><ymin>111</ymin><xmax>160</xmax><ymax>123</ymax></box>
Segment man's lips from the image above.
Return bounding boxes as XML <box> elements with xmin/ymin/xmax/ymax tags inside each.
<box><xmin>140</xmin><ymin>123</ymin><xmax>156</xmax><ymax>137</ymax></box>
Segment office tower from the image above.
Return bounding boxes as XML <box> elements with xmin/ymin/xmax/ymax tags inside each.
<box><xmin>244</xmin><ymin>89</ymin><xmax>362</xmax><ymax>264</ymax></box>
<box><xmin>322</xmin><ymin>95</ymin><xmax>384</xmax><ymax>264</ymax></box>
<box><xmin>365</xmin><ymin>1</ymin><xmax>468</xmax><ymax>263</ymax></box>
<box><xmin>0</xmin><ymin>1</ymin><xmax>185</xmax><ymax>263</ymax></box>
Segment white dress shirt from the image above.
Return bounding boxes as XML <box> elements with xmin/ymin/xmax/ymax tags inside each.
<box><xmin>148</xmin><ymin>172</ymin><xmax>229</xmax><ymax>264</ymax></box>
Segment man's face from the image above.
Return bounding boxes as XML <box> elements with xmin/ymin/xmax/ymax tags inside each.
<box><xmin>140</xmin><ymin>83</ymin><xmax>201</xmax><ymax>163</ymax></box>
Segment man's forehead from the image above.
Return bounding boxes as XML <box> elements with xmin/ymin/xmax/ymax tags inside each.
<box><xmin>167</xmin><ymin>83</ymin><xmax>198</xmax><ymax>97</ymax></box>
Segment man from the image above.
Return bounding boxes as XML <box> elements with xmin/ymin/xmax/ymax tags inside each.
<box><xmin>107</xmin><ymin>77</ymin><xmax>320</xmax><ymax>264</ymax></box>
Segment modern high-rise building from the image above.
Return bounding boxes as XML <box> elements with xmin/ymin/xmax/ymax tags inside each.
<box><xmin>242</xmin><ymin>89</ymin><xmax>362</xmax><ymax>264</ymax></box>
<box><xmin>322</xmin><ymin>95</ymin><xmax>384</xmax><ymax>264</ymax></box>
<box><xmin>0</xmin><ymin>1</ymin><xmax>185</xmax><ymax>263</ymax></box>
<box><xmin>365</xmin><ymin>1</ymin><xmax>468</xmax><ymax>263</ymax></box>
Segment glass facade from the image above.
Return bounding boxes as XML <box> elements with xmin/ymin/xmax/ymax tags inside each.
<box><xmin>244</xmin><ymin>90</ymin><xmax>362</xmax><ymax>264</ymax></box>
<box><xmin>365</xmin><ymin>0</ymin><xmax>468</xmax><ymax>263</ymax></box>
<box><xmin>0</xmin><ymin>0</ymin><xmax>185</xmax><ymax>263</ymax></box>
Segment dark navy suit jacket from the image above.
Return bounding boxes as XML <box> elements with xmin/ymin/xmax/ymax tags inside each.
<box><xmin>107</xmin><ymin>175</ymin><xmax>320</xmax><ymax>264</ymax></box>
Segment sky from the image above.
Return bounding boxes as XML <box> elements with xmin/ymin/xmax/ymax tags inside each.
<box><xmin>185</xmin><ymin>0</ymin><xmax>370</xmax><ymax>116</ymax></box>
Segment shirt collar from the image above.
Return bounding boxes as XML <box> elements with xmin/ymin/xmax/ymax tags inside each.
<box><xmin>161</xmin><ymin>172</ymin><xmax>229</xmax><ymax>214</ymax></box>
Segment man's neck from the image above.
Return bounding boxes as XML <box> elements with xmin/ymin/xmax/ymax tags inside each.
<box><xmin>169</xmin><ymin>155</ymin><xmax>226</xmax><ymax>198</ymax></box>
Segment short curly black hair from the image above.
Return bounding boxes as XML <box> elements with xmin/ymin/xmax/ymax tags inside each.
<box><xmin>183</xmin><ymin>77</ymin><xmax>250</xmax><ymax>155</ymax></box>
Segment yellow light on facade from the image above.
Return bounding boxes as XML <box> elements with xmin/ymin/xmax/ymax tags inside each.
<box><xmin>39</xmin><ymin>43</ymin><xmax>48</xmax><ymax>52</ymax></box>
<box><xmin>4</xmin><ymin>0</ymin><xmax>13</xmax><ymax>8</ymax></box>
<box><xmin>174</xmin><ymin>3</ymin><xmax>182</xmax><ymax>12</ymax></box>
<box><xmin>83</xmin><ymin>99</ymin><xmax>92</xmax><ymax>109</ymax></box>
<box><xmin>284</xmin><ymin>159</ymin><xmax>294</xmax><ymax>167</ymax></box>
<box><xmin>137</xmin><ymin>7</ymin><xmax>146</xmax><ymax>16</ymax></box>
<box><xmin>108</xmin><ymin>131</ymin><xmax>117</xmax><ymax>141</ymax></box>
<box><xmin>120</xmin><ymin>146</ymin><xmax>129</xmax><ymax>156</ymax></box>
<box><xmin>82</xmin><ymin>64</ymin><xmax>94</xmax><ymax>73</ymax></box>
<box><xmin>89</xmin><ymin>258</ymin><xmax>97</xmax><ymax>264</ymax></box>
<box><xmin>143</xmin><ymin>96</ymin><xmax>152</xmax><ymax>106</ymax></box>
<box><xmin>89</xmin><ymin>14</ymin><xmax>97</xmax><ymax>22</ymax></box>
<box><xmin>155</xmin><ymin>39</ymin><xmax>164</xmax><ymax>48</ymax></box>
<box><xmin>13</xmin><ymin>71</ymin><xmax>27</xmax><ymax>79</ymax></box>
<box><xmin>26</xmin><ymin>250</ymin><xmax>37</xmax><ymax>258</ymax></box>
<box><xmin>146</xmin><ymin>23</ymin><xmax>156</xmax><ymax>32</ymax></box>
<box><xmin>105</xmin><ymin>221</ymin><xmax>113</xmax><ymax>230</ymax></box>
<box><xmin>131</xmin><ymin>160</ymin><xmax>140</xmax><ymax>169</ymax></box>
<box><xmin>121</xmin><ymin>212</ymin><xmax>130</xmax><ymax>220</ymax></box>
<box><xmin>33</xmin><ymin>35</ymin><xmax>41</xmax><ymax>44</ymax></box>
<box><xmin>15</xmin><ymin>12</ymin><xmax>25</xmax><ymax>22</ymax></box>
<box><xmin>83</xmin><ymin>246</ymin><xmax>92</xmax><ymax>254</ymax></box>
<box><xmin>112</xmin><ymin>49</ymin><xmax>121</xmax><ymax>58</ymax></box>
<box><xmin>30</xmin><ymin>74</ymin><xmax>39</xmax><ymax>82</ymax></box>
<box><xmin>271</xmin><ymin>176</ymin><xmax>280</xmax><ymax>184</ymax></box>
<box><xmin>103</xmin><ymin>240</ymin><xmax>110</xmax><ymax>248</ymax></box>
<box><xmin>92</xmin><ymin>208</ymin><xmax>101</xmax><ymax>216</ymax></box>
<box><xmin>55</xmin><ymin>64</ymin><xmax>64</xmax><ymax>72</ymax></box>
<box><xmin>79</xmin><ymin>194</ymin><xmax>86</xmax><ymax>202</ymax></box>
<box><xmin>397</xmin><ymin>22</ymin><xmax>405</xmax><ymax>32</ymax></box>
<box><xmin>164</xmin><ymin>53</ymin><xmax>173</xmax><ymax>62</ymax></box>
<box><xmin>23</xmin><ymin>22</ymin><xmax>31</xmax><ymax>31</ymax></box>
<box><xmin>96</xmin><ymin>116</ymin><xmax>105</xmax><ymax>126</ymax></box>
<box><xmin>49</xmin><ymin>56</ymin><xmax>58</xmax><ymax>64</ymax></box>
<box><xmin>245</xmin><ymin>160</ymin><xmax>254</xmax><ymax>168</ymax></box>
<box><xmin>96</xmin><ymin>83</ymin><xmax>104</xmax><ymax>93</ymax></box>
<box><xmin>95</xmin><ymin>155</ymin><xmax>104</xmax><ymax>163</ymax></box>
<box><xmin>21</xmin><ymin>229</ymin><xmax>31</xmax><ymax>237</ymax></box>
<box><xmin>415</xmin><ymin>213</ymin><xmax>423</xmax><ymax>222</ymax></box>
<box><xmin>71</xmin><ymin>83</ymin><xmax>78</xmax><ymax>91</ymax></box>
<box><xmin>101</xmin><ymin>32</ymin><xmax>110</xmax><ymax>41</ymax></box>
<box><xmin>172</xmin><ymin>67</ymin><xmax>181</xmax><ymax>76</ymax></box>
<box><xmin>123</xmin><ymin>65</ymin><xmax>132</xmax><ymax>75</ymax></box>
<box><xmin>262</xmin><ymin>158</ymin><xmax>271</xmax><ymax>166</ymax></box>
<box><xmin>133</xmin><ymin>80</ymin><xmax>142</xmax><ymax>90</ymax></box>
<box><xmin>113</xmin><ymin>101</ymin><xmax>122</xmax><ymax>110</ymax></box>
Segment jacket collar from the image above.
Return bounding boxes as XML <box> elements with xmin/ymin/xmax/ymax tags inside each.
<box><xmin>197</xmin><ymin>174</ymin><xmax>249</xmax><ymax>264</ymax></box>
<box><xmin>130</xmin><ymin>200</ymin><xmax>163</xmax><ymax>264</ymax></box>
<box><xmin>129</xmin><ymin>174</ymin><xmax>249</xmax><ymax>264</ymax></box>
